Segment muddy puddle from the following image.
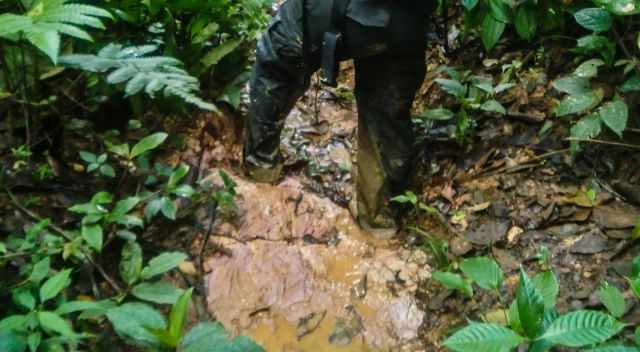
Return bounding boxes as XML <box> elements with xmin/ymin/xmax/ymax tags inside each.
<box><xmin>202</xmin><ymin>172</ymin><xmax>431</xmax><ymax>351</ymax></box>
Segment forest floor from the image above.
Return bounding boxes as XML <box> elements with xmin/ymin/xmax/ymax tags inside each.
<box><xmin>169</xmin><ymin>39</ymin><xmax>640</xmax><ymax>351</ymax></box>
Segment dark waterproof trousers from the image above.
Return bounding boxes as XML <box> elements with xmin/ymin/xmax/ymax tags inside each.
<box><xmin>244</xmin><ymin>0</ymin><xmax>427</xmax><ymax>230</ymax></box>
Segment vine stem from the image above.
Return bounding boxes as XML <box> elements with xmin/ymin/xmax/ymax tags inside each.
<box><xmin>611</xmin><ymin>25</ymin><xmax>640</xmax><ymax>78</ymax></box>
<box><xmin>4</xmin><ymin>187</ymin><xmax>123</xmax><ymax>294</ymax></box>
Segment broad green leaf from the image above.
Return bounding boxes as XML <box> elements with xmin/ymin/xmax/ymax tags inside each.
<box><xmin>55</xmin><ymin>300</ymin><xmax>104</xmax><ymax>315</ymax></box>
<box><xmin>172</xmin><ymin>185</ymin><xmax>195</xmax><ymax>198</ymax></box>
<box><xmin>100</xmin><ymin>164</ymin><xmax>115</xmax><ymax>178</ymax></box>
<box><xmin>159</xmin><ymin>196</ymin><xmax>177</xmax><ymax>220</ymax></box>
<box><xmin>180</xmin><ymin>322</ymin><xmax>264</xmax><ymax>352</ymax></box>
<box><xmin>0</xmin><ymin>14</ymin><xmax>32</xmax><ymax>37</ymax></box>
<box><xmin>29</xmin><ymin>257</ymin><xmax>50</xmax><ymax>283</ymax></box>
<box><xmin>620</xmin><ymin>76</ymin><xmax>640</xmax><ymax>92</ymax></box>
<box><xmin>109</xmin><ymin>196</ymin><xmax>141</xmax><ymax>220</ymax></box>
<box><xmin>480</xmin><ymin>100</ymin><xmax>506</xmax><ymax>115</ymax></box>
<box><xmin>140</xmin><ymin>252</ymin><xmax>188</xmax><ymax>280</ymax></box>
<box><xmin>79</xmin><ymin>151</ymin><xmax>97</xmax><ymax>163</ymax></box>
<box><xmin>517</xmin><ymin>267</ymin><xmax>545</xmax><ymax>338</ymax></box>
<box><xmin>575</xmin><ymin>8</ymin><xmax>612</xmax><ymax>32</ymax></box>
<box><xmin>603</xmin><ymin>0</ymin><xmax>640</xmax><ymax>15</ymax></box>
<box><xmin>586</xmin><ymin>344</ymin><xmax>640</xmax><ymax>352</ymax></box>
<box><xmin>554</xmin><ymin>89</ymin><xmax>604</xmax><ymax>117</ymax></box>
<box><xmin>443</xmin><ymin>323</ymin><xmax>523</xmax><ymax>352</ymax></box>
<box><xmin>39</xmin><ymin>269</ymin><xmax>71</xmax><ymax>303</ymax></box>
<box><xmin>0</xmin><ymin>315</ymin><xmax>28</xmax><ymax>332</ymax></box>
<box><xmin>488</xmin><ymin>0</ymin><xmax>510</xmax><ymax>23</ymax></box>
<box><xmin>119</xmin><ymin>241</ymin><xmax>143</xmax><ymax>285</ymax></box>
<box><xmin>168</xmin><ymin>288</ymin><xmax>193</xmax><ymax>345</ymax></box>
<box><xmin>435</xmin><ymin>79</ymin><xmax>467</xmax><ymax>97</ymax></box>
<box><xmin>81</xmin><ymin>224</ymin><xmax>103</xmax><ymax>251</ymax></box>
<box><xmin>92</xmin><ymin>191</ymin><xmax>113</xmax><ymax>205</ymax></box>
<box><xmin>131</xmin><ymin>282</ymin><xmax>184</xmax><ymax>305</ymax></box>
<box><xmin>599</xmin><ymin>99</ymin><xmax>628</xmax><ymax>137</ymax></box>
<box><xmin>168</xmin><ymin>164</ymin><xmax>189</xmax><ymax>188</ymax></box>
<box><xmin>145</xmin><ymin>198</ymin><xmax>163</xmax><ymax>221</ymax></box>
<box><xmin>481</xmin><ymin>14</ymin><xmax>506</xmax><ymax>51</ymax></box>
<box><xmin>26</xmin><ymin>28</ymin><xmax>61</xmax><ymax>64</ymax></box>
<box><xmin>460</xmin><ymin>257</ymin><xmax>504</xmax><ymax>290</ymax></box>
<box><xmin>391</xmin><ymin>191</ymin><xmax>418</xmax><ymax>205</ymax></box>
<box><xmin>433</xmin><ymin>271</ymin><xmax>473</xmax><ymax>297</ymax></box>
<box><xmin>553</xmin><ymin>76</ymin><xmax>591</xmax><ymax>95</ymax></box>
<box><xmin>106</xmin><ymin>303</ymin><xmax>166</xmax><ymax>347</ymax></box>
<box><xmin>27</xmin><ymin>332</ymin><xmax>40</xmax><ymax>352</ymax></box>
<box><xmin>461</xmin><ymin>0</ymin><xmax>480</xmax><ymax>10</ymax></box>
<box><xmin>571</xmin><ymin>114</ymin><xmax>602</xmax><ymax>140</ymax></box>
<box><xmin>515</xmin><ymin>5</ymin><xmax>537</xmax><ymax>41</ymax></box>
<box><xmin>130</xmin><ymin>132</ymin><xmax>168</xmax><ymax>159</ymax></box>
<box><xmin>599</xmin><ymin>282</ymin><xmax>626</xmax><ymax>318</ymax></box>
<box><xmin>201</xmin><ymin>39</ymin><xmax>242</xmax><ymax>69</ymax></box>
<box><xmin>575</xmin><ymin>59</ymin><xmax>605</xmax><ymax>78</ymax></box>
<box><xmin>539</xmin><ymin>310</ymin><xmax>625</xmax><ymax>347</ymax></box>
<box><xmin>532</xmin><ymin>271</ymin><xmax>559</xmax><ymax>309</ymax></box>
<box><xmin>37</xmin><ymin>312</ymin><xmax>76</xmax><ymax>339</ymax></box>
<box><xmin>12</xmin><ymin>287</ymin><xmax>36</xmax><ymax>311</ymax></box>
<box><xmin>419</xmin><ymin>108</ymin><xmax>455</xmax><ymax>121</ymax></box>
<box><xmin>0</xmin><ymin>330</ymin><xmax>27</xmax><ymax>352</ymax></box>
<box><xmin>108</xmin><ymin>143</ymin><xmax>130</xmax><ymax>158</ymax></box>
<box><xmin>633</xmin><ymin>256</ymin><xmax>640</xmax><ymax>277</ymax></box>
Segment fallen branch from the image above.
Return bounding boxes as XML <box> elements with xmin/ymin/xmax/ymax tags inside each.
<box><xmin>566</xmin><ymin>137</ymin><xmax>640</xmax><ymax>150</ymax></box>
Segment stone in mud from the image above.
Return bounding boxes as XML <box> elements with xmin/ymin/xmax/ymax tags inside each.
<box><xmin>328</xmin><ymin>308</ymin><xmax>364</xmax><ymax>346</ymax></box>
<box><xmin>465</xmin><ymin>218</ymin><xmax>509</xmax><ymax>245</ymax></box>
<box><xmin>297</xmin><ymin>311</ymin><xmax>326</xmax><ymax>339</ymax></box>
<box><xmin>568</xmin><ymin>231</ymin><xmax>609</xmax><ymax>254</ymax></box>
<box><xmin>378</xmin><ymin>296</ymin><xmax>425</xmax><ymax>341</ymax></box>
<box><xmin>606</xmin><ymin>229</ymin><xmax>631</xmax><ymax>240</ymax></box>
<box><xmin>593</xmin><ymin>202</ymin><xmax>640</xmax><ymax>229</ymax></box>
<box><xmin>546</xmin><ymin>223</ymin><xmax>581</xmax><ymax>238</ymax></box>
<box><xmin>450</xmin><ymin>236</ymin><xmax>473</xmax><ymax>256</ymax></box>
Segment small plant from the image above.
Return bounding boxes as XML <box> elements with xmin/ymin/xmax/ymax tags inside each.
<box><xmin>79</xmin><ymin>151</ymin><xmax>115</xmax><ymax>178</ymax></box>
<box><xmin>438</xmin><ymin>255</ymin><xmax>633</xmax><ymax>352</ymax></box>
<box><xmin>417</xmin><ymin>66</ymin><xmax>513</xmax><ymax>144</ymax></box>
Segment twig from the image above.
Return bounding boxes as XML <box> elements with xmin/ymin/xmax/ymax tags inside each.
<box><xmin>198</xmin><ymin>204</ymin><xmax>217</xmax><ymax>277</ymax></box>
<box><xmin>612</xmin><ymin>25</ymin><xmax>640</xmax><ymax>77</ymax></box>
<box><xmin>4</xmin><ymin>187</ymin><xmax>123</xmax><ymax>294</ymax></box>
<box><xmin>566</xmin><ymin>137</ymin><xmax>640</xmax><ymax>150</ymax></box>
<box><xmin>462</xmin><ymin>149</ymin><xmax>571</xmax><ymax>181</ymax></box>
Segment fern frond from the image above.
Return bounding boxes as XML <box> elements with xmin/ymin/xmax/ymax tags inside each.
<box><xmin>36</xmin><ymin>22</ymin><xmax>92</xmax><ymax>41</ymax></box>
<box><xmin>60</xmin><ymin>45</ymin><xmax>218</xmax><ymax>112</ymax></box>
<box><xmin>0</xmin><ymin>14</ymin><xmax>33</xmax><ymax>38</ymax></box>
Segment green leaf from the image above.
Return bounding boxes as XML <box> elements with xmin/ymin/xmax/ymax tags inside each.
<box><xmin>419</xmin><ymin>108</ymin><xmax>455</xmax><ymax>121</ymax></box>
<box><xmin>106</xmin><ymin>303</ymin><xmax>166</xmax><ymax>347</ymax></box>
<box><xmin>539</xmin><ymin>310</ymin><xmax>625</xmax><ymax>347</ymax></box>
<box><xmin>119</xmin><ymin>241</ymin><xmax>143</xmax><ymax>285</ymax></box>
<box><xmin>140</xmin><ymin>252</ymin><xmax>188</xmax><ymax>280</ymax></box>
<box><xmin>0</xmin><ymin>315</ymin><xmax>28</xmax><ymax>332</ymax></box>
<box><xmin>159</xmin><ymin>196</ymin><xmax>177</xmax><ymax>220</ymax></box>
<box><xmin>172</xmin><ymin>184</ymin><xmax>195</xmax><ymax>198</ymax></box>
<box><xmin>29</xmin><ymin>257</ymin><xmax>50</xmax><ymax>283</ymax></box>
<box><xmin>575</xmin><ymin>59</ymin><xmax>605</xmax><ymax>78</ymax></box>
<box><xmin>0</xmin><ymin>330</ymin><xmax>26</xmax><ymax>352</ymax></box>
<box><xmin>488</xmin><ymin>0</ymin><xmax>510</xmax><ymax>23</ymax></box>
<box><xmin>554</xmin><ymin>89</ymin><xmax>604</xmax><ymax>117</ymax></box>
<box><xmin>553</xmin><ymin>76</ymin><xmax>592</xmax><ymax>95</ymax></box>
<box><xmin>181</xmin><ymin>322</ymin><xmax>264</xmax><ymax>352</ymax></box>
<box><xmin>575</xmin><ymin>8</ymin><xmax>612</xmax><ymax>32</ymax></box>
<box><xmin>55</xmin><ymin>300</ymin><xmax>105</xmax><ymax>315</ymax></box>
<box><xmin>81</xmin><ymin>224</ymin><xmax>103</xmax><ymax>251</ymax></box>
<box><xmin>443</xmin><ymin>323</ymin><xmax>524</xmax><ymax>352</ymax></box>
<box><xmin>26</xmin><ymin>28</ymin><xmax>61</xmax><ymax>64</ymax></box>
<box><xmin>517</xmin><ymin>267</ymin><xmax>545</xmax><ymax>338</ymax></box>
<box><xmin>39</xmin><ymin>269</ymin><xmax>71</xmax><ymax>303</ymax></box>
<box><xmin>131</xmin><ymin>282</ymin><xmax>185</xmax><ymax>305</ymax></box>
<box><xmin>599</xmin><ymin>99</ymin><xmax>628</xmax><ymax>138</ymax></box>
<box><xmin>433</xmin><ymin>271</ymin><xmax>473</xmax><ymax>297</ymax></box>
<box><xmin>599</xmin><ymin>282</ymin><xmax>626</xmax><ymax>318</ymax></box>
<box><xmin>130</xmin><ymin>132</ymin><xmax>168</xmax><ymax>159</ymax></box>
<box><xmin>391</xmin><ymin>191</ymin><xmax>418</xmax><ymax>205</ymax></box>
<box><xmin>37</xmin><ymin>312</ymin><xmax>76</xmax><ymax>339</ymax></box>
<box><xmin>460</xmin><ymin>257</ymin><xmax>504</xmax><ymax>290</ymax></box>
<box><xmin>481</xmin><ymin>14</ymin><xmax>506</xmax><ymax>51</ymax></box>
<box><xmin>515</xmin><ymin>5</ymin><xmax>537</xmax><ymax>41</ymax></box>
<box><xmin>201</xmin><ymin>39</ymin><xmax>242</xmax><ymax>69</ymax></box>
<box><xmin>144</xmin><ymin>198</ymin><xmax>163</xmax><ymax>221</ymax></box>
<box><xmin>480</xmin><ymin>100</ymin><xmax>506</xmax><ymax>115</ymax></box>
<box><xmin>532</xmin><ymin>271</ymin><xmax>559</xmax><ymax>309</ymax></box>
<box><xmin>99</xmin><ymin>164</ymin><xmax>115</xmax><ymax>178</ymax></box>
<box><xmin>461</xmin><ymin>0</ymin><xmax>480</xmax><ymax>10</ymax></box>
<box><xmin>435</xmin><ymin>79</ymin><xmax>467</xmax><ymax>97</ymax></box>
<box><xmin>27</xmin><ymin>332</ymin><xmax>41</xmax><ymax>352</ymax></box>
<box><xmin>79</xmin><ymin>151</ymin><xmax>97</xmax><ymax>163</ymax></box>
<box><xmin>0</xmin><ymin>14</ymin><xmax>33</xmax><ymax>37</ymax></box>
<box><xmin>586</xmin><ymin>344</ymin><xmax>640</xmax><ymax>352</ymax></box>
<box><xmin>620</xmin><ymin>76</ymin><xmax>640</xmax><ymax>92</ymax></box>
<box><xmin>168</xmin><ymin>288</ymin><xmax>193</xmax><ymax>345</ymax></box>
<box><xmin>571</xmin><ymin>114</ymin><xmax>603</xmax><ymax>140</ymax></box>
<box><xmin>168</xmin><ymin>164</ymin><xmax>189</xmax><ymax>188</ymax></box>
<box><xmin>12</xmin><ymin>287</ymin><xmax>36</xmax><ymax>311</ymax></box>
<box><xmin>108</xmin><ymin>143</ymin><xmax>130</xmax><ymax>158</ymax></box>
<box><xmin>109</xmin><ymin>196</ymin><xmax>140</xmax><ymax>220</ymax></box>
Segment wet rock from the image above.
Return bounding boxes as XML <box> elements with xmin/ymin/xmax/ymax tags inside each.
<box><xmin>606</xmin><ymin>229</ymin><xmax>631</xmax><ymax>240</ymax></box>
<box><xmin>378</xmin><ymin>296</ymin><xmax>425</xmax><ymax>342</ymax></box>
<box><xmin>593</xmin><ymin>202</ymin><xmax>640</xmax><ymax>229</ymax></box>
<box><xmin>465</xmin><ymin>218</ymin><xmax>509</xmax><ymax>245</ymax></box>
<box><xmin>329</xmin><ymin>308</ymin><xmax>363</xmax><ymax>346</ymax></box>
<box><xmin>450</xmin><ymin>236</ymin><xmax>473</xmax><ymax>256</ymax></box>
<box><xmin>546</xmin><ymin>223</ymin><xmax>581</xmax><ymax>238</ymax></box>
<box><xmin>568</xmin><ymin>231</ymin><xmax>609</xmax><ymax>254</ymax></box>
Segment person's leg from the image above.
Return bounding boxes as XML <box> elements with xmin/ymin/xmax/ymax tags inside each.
<box><xmin>243</xmin><ymin>0</ymin><xmax>316</xmax><ymax>182</ymax></box>
<box><xmin>354</xmin><ymin>52</ymin><xmax>426</xmax><ymax>238</ymax></box>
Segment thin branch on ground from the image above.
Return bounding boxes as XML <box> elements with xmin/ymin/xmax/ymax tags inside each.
<box><xmin>566</xmin><ymin>137</ymin><xmax>640</xmax><ymax>150</ymax></box>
